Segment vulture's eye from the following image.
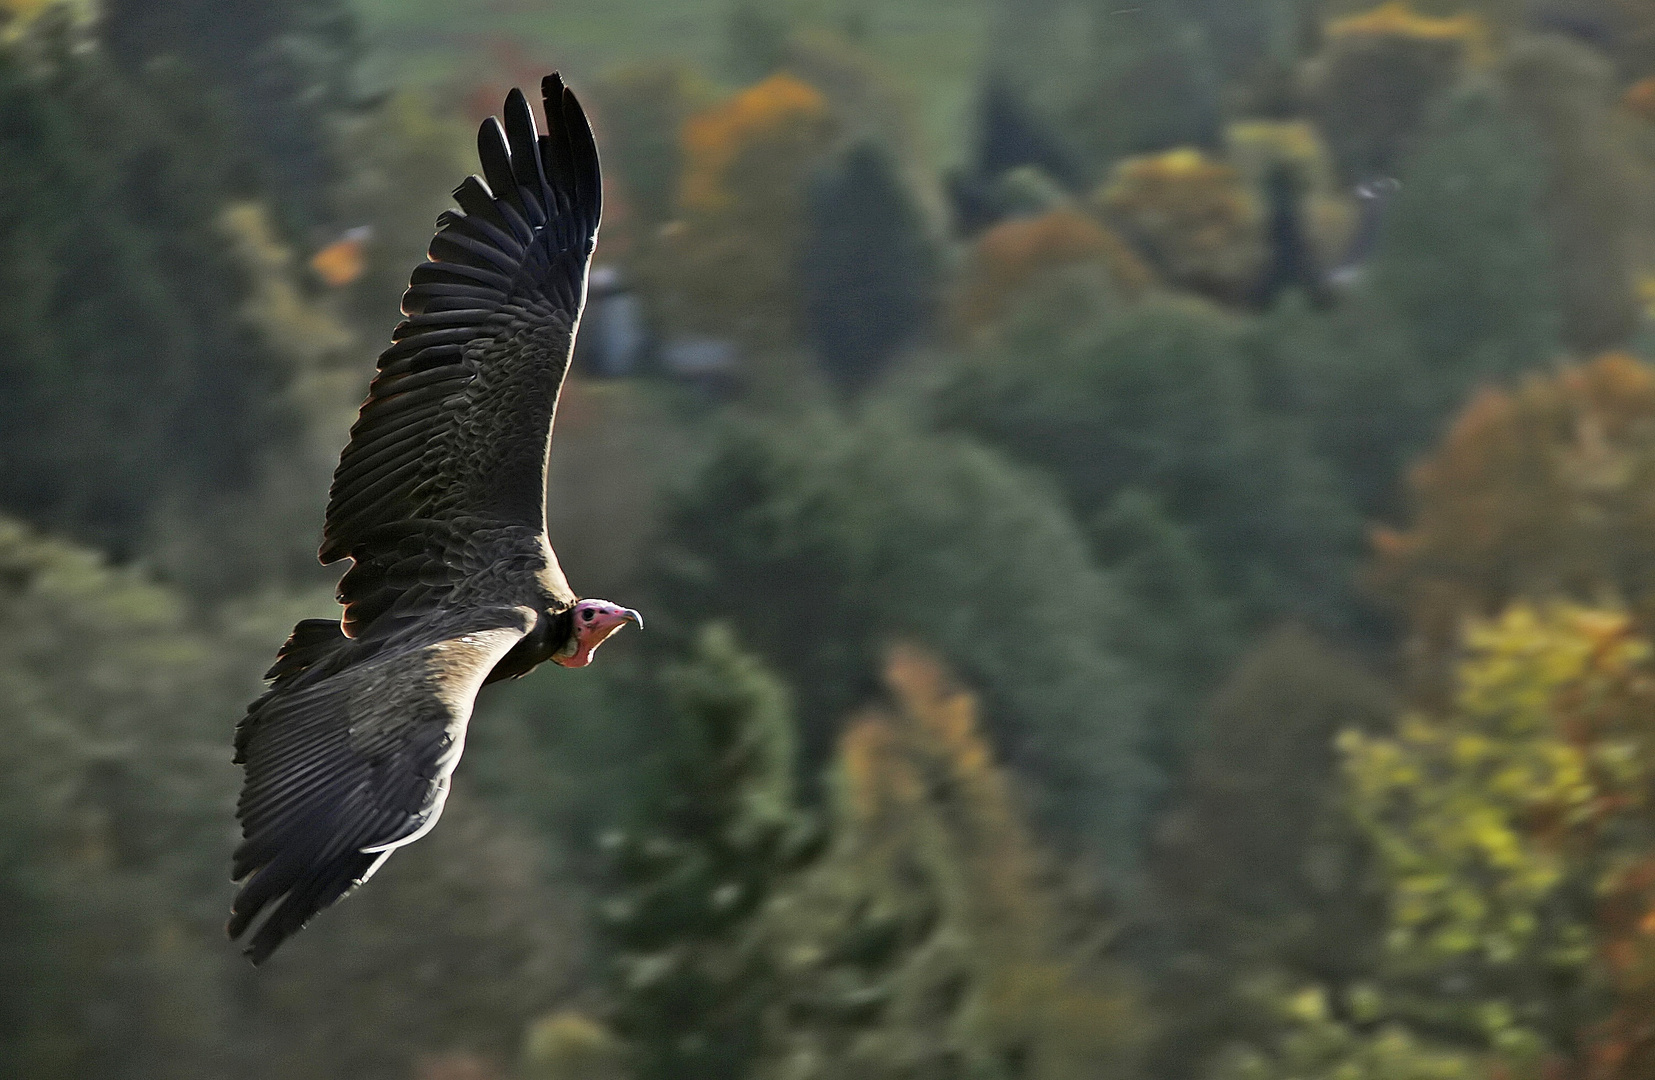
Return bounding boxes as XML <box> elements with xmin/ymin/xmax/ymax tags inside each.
<box><xmin>582</xmin><ymin>609</ymin><xmax>595</xmax><ymax>621</ymax></box>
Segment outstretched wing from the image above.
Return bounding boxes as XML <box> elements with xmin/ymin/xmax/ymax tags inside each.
<box><xmin>228</xmin><ymin>608</ymin><xmax>533</xmax><ymax>964</ymax></box>
<box><xmin>322</xmin><ymin>74</ymin><xmax>601</xmax><ymax>639</ymax></box>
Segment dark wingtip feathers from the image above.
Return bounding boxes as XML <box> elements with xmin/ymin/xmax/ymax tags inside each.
<box><xmin>540</xmin><ymin>72</ymin><xmax>602</xmax><ymax>237</ymax></box>
<box><xmin>229</xmin><ymin>850</ymin><xmax>381</xmax><ymax>965</ymax></box>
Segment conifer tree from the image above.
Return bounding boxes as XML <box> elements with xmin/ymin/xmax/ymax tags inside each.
<box><xmin>600</xmin><ymin>624</ymin><xmax>818</xmax><ymax>1080</ymax></box>
<box><xmin>800</xmin><ymin>141</ymin><xmax>936</xmax><ymax>397</ymax></box>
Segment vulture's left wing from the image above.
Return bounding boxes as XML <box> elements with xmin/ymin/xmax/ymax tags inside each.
<box><xmin>228</xmin><ymin>608</ymin><xmax>532</xmax><ymax>963</ymax></box>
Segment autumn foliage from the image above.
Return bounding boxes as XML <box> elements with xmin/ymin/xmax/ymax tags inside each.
<box><xmin>955</xmin><ymin>208</ymin><xmax>1151</xmax><ymax>332</ymax></box>
<box><xmin>1308</xmin><ymin>1</ymin><xmax>1488</xmax><ymax>181</ymax></box>
<box><xmin>1371</xmin><ymin>353</ymin><xmax>1655</xmax><ymax>693</ymax></box>
<box><xmin>1343</xmin><ymin>604</ymin><xmax>1655</xmax><ymax>1080</ymax></box>
<box><xmin>679</xmin><ymin>73</ymin><xmax>831</xmax><ymax>214</ymax></box>
<box><xmin>1097</xmin><ymin>149</ymin><xmax>1264</xmax><ymax>304</ymax></box>
<box><xmin>644</xmin><ymin>73</ymin><xmax>836</xmax><ymax>354</ymax></box>
<box><xmin>767</xmin><ymin>645</ymin><xmax>1140</xmax><ymax>1080</ymax></box>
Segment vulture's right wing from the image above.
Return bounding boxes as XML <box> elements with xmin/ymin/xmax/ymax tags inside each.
<box><xmin>322</xmin><ymin>75</ymin><xmax>601</xmax><ymax>641</ymax></box>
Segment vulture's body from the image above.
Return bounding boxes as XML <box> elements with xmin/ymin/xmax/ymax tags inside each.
<box><xmin>229</xmin><ymin>76</ymin><xmax>636</xmax><ymax>964</ymax></box>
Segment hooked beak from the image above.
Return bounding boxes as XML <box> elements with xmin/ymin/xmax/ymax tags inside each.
<box><xmin>554</xmin><ymin>603</ymin><xmax>642</xmax><ymax>668</ymax></box>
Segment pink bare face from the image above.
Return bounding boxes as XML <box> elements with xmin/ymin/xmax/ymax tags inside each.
<box><xmin>553</xmin><ymin>599</ymin><xmax>643</xmax><ymax>668</ymax></box>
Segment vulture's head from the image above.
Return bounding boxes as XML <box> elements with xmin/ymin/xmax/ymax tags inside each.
<box><xmin>553</xmin><ymin>599</ymin><xmax>643</xmax><ymax>668</ymax></box>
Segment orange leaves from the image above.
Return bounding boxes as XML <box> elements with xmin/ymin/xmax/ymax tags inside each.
<box><xmin>309</xmin><ymin>226</ymin><xmax>371</xmax><ymax>287</ymax></box>
<box><xmin>640</xmin><ymin>73</ymin><xmax>837</xmax><ymax>353</ymax></box>
<box><xmin>883</xmin><ymin>642</ymin><xmax>994</xmax><ymax>778</ymax></box>
<box><xmin>1371</xmin><ymin>353</ymin><xmax>1655</xmax><ymax>695</ymax></box>
<box><xmin>679</xmin><ymin>73</ymin><xmax>831</xmax><ymax>214</ymax></box>
<box><xmin>823</xmin><ymin>646</ymin><xmax>1143</xmax><ymax>1075</ymax></box>
<box><xmin>839</xmin><ymin>644</ymin><xmax>1020</xmax><ymax>855</ymax></box>
<box><xmin>956</xmin><ymin>209</ymin><xmax>1151</xmax><ymax>332</ymax></box>
<box><xmin>836</xmin><ymin>644</ymin><xmax>1053</xmax><ymax>948</ymax></box>
<box><xmin>1622</xmin><ymin>77</ymin><xmax>1655</xmax><ymax>123</ymax></box>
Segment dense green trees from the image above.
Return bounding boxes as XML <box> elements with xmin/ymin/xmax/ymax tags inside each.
<box><xmin>99</xmin><ymin>0</ymin><xmax>363</xmax><ymax>226</ymax></box>
<box><xmin>648</xmin><ymin>410</ymin><xmax>1152</xmax><ymax>850</ymax></box>
<box><xmin>0</xmin><ymin>25</ymin><xmax>301</xmax><ymax>561</ymax></box>
<box><xmin>1364</xmin><ymin>88</ymin><xmax>1561</xmax><ymax>398</ymax></box>
<box><xmin>936</xmin><ymin>290</ymin><xmax>1360</xmax><ymax>630</ymax></box>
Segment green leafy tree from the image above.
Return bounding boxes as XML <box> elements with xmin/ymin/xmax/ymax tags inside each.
<box><xmin>100</xmin><ymin>0</ymin><xmax>363</xmax><ymax>226</ymax></box>
<box><xmin>0</xmin><ymin>22</ymin><xmax>303</xmax><ymax>567</ymax></box>
<box><xmin>648</xmin><ymin>409</ymin><xmax>1151</xmax><ymax>853</ymax></box>
<box><xmin>986</xmin><ymin>0</ymin><xmax>1222</xmax><ymax>179</ymax></box>
<box><xmin>1090</xmin><ymin>489</ymin><xmax>1242</xmax><ymax>765</ymax></box>
<box><xmin>1366</xmin><ymin>87</ymin><xmax>1561</xmax><ymax>397</ymax></box>
<box><xmin>1503</xmin><ymin>36</ymin><xmax>1639</xmax><ymax>355</ymax></box>
<box><xmin>1250</xmin><ymin>293</ymin><xmax>1436</xmax><ymax>522</ymax></box>
<box><xmin>933</xmin><ymin>286</ymin><xmax>1361</xmax><ymax>632</ymax></box>
<box><xmin>0</xmin><ymin>517</ymin><xmax>241</xmax><ymax>1079</ymax></box>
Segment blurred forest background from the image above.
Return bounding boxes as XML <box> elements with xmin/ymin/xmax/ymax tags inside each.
<box><xmin>18</xmin><ymin>0</ymin><xmax>1655</xmax><ymax>1076</ymax></box>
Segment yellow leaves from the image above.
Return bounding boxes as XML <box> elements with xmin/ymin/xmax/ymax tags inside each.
<box><xmin>1346</xmin><ymin>599</ymin><xmax>1655</xmax><ymax>1025</ymax></box>
<box><xmin>519</xmin><ymin>1012</ymin><xmax>627</xmax><ymax>1080</ymax></box>
<box><xmin>0</xmin><ymin>0</ymin><xmax>92</xmax><ymax>41</ymax></box>
<box><xmin>1097</xmin><ymin>148</ymin><xmax>1265</xmax><ymax>303</ymax></box>
<box><xmin>1324</xmin><ymin>2</ymin><xmax>1493</xmax><ymax>66</ymax></box>
<box><xmin>1288</xmin><ymin>985</ymin><xmax>1333</xmax><ymax>1024</ymax></box>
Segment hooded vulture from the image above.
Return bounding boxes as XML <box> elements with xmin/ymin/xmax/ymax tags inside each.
<box><xmin>228</xmin><ymin>75</ymin><xmax>639</xmax><ymax>964</ymax></box>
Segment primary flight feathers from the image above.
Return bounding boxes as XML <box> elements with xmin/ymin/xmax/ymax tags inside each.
<box><xmin>229</xmin><ymin>75</ymin><xmax>632</xmax><ymax>964</ymax></box>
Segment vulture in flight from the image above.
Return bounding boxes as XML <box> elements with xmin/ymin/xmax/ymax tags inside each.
<box><xmin>228</xmin><ymin>75</ymin><xmax>639</xmax><ymax>964</ymax></box>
